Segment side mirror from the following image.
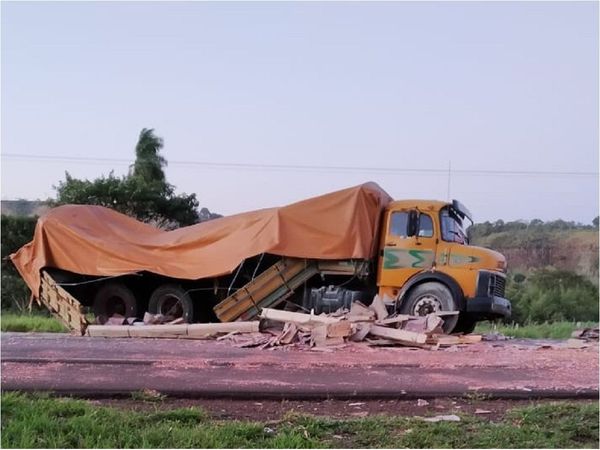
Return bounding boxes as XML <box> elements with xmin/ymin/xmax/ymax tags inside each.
<box><xmin>407</xmin><ymin>211</ymin><xmax>418</xmax><ymax>237</ymax></box>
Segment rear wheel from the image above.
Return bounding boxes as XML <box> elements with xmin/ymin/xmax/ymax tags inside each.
<box><xmin>93</xmin><ymin>282</ymin><xmax>137</xmax><ymax>323</ymax></box>
<box><xmin>400</xmin><ymin>282</ymin><xmax>459</xmax><ymax>333</ymax></box>
<box><xmin>148</xmin><ymin>285</ymin><xmax>194</xmax><ymax>323</ymax></box>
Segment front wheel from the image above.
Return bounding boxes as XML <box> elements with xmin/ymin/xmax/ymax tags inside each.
<box><xmin>400</xmin><ymin>282</ymin><xmax>459</xmax><ymax>333</ymax></box>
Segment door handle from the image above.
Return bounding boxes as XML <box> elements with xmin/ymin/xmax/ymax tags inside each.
<box><xmin>386</xmin><ymin>243</ymin><xmax>397</xmax><ymax>247</ymax></box>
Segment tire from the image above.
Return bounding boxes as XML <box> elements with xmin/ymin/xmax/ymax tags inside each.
<box><xmin>453</xmin><ymin>315</ymin><xmax>477</xmax><ymax>334</ymax></box>
<box><xmin>93</xmin><ymin>282</ymin><xmax>137</xmax><ymax>322</ymax></box>
<box><xmin>400</xmin><ymin>282</ymin><xmax>459</xmax><ymax>333</ymax></box>
<box><xmin>148</xmin><ymin>284</ymin><xmax>194</xmax><ymax>323</ymax></box>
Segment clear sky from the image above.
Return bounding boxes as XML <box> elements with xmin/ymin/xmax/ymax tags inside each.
<box><xmin>2</xmin><ymin>1</ymin><xmax>598</xmax><ymax>223</ymax></box>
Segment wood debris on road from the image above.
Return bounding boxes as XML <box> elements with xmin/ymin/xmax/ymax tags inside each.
<box><xmin>90</xmin><ymin>300</ymin><xmax>484</xmax><ymax>350</ymax></box>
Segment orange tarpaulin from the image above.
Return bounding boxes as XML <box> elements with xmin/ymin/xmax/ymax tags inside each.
<box><xmin>11</xmin><ymin>183</ymin><xmax>392</xmax><ymax>295</ymax></box>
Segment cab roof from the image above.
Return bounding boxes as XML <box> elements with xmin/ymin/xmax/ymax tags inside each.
<box><xmin>386</xmin><ymin>199</ymin><xmax>450</xmax><ymax>212</ymax></box>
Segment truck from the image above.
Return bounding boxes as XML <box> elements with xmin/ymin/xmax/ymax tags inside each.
<box><xmin>11</xmin><ymin>183</ymin><xmax>511</xmax><ymax>334</ymax></box>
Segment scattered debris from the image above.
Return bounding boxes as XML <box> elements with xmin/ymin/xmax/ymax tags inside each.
<box><xmin>422</xmin><ymin>414</ymin><xmax>461</xmax><ymax>422</ymax></box>
<box><xmin>417</xmin><ymin>399</ymin><xmax>429</xmax><ymax>406</ymax></box>
<box><xmin>91</xmin><ymin>298</ymin><xmax>484</xmax><ymax>350</ymax></box>
<box><xmin>474</xmin><ymin>409</ymin><xmax>492</xmax><ymax>414</ymax></box>
<box><xmin>482</xmin><ymin>331</ymin><xmax>511</xmax><ymax>341</ymax></box>
<box><xmin>105</xmin><ymin>315</ymin><xmax>127</xmax><ymax>326</ymax></box>
<box><xmin>571</xmin><ymin>327</ymin><xmax>599</xmax><ymax>342</ymax></box>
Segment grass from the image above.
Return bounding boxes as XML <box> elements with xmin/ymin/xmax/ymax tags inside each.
<box><xmin>1</xmin><ymin>393</ymin><xmax>598</xmax><ymax>448</ymax></box>
<box><xmin>0</xmin><ymin>313</ymin><xmax>67</xmax><ymax>333</ymax></box>
<box><xmin>475</xmin><ymin>321</ymin><xmax>598</xmax><ymax>339</ymax></box>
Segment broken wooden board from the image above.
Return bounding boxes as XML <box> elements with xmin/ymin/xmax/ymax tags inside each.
<box><xmin>376</xmin><ymin>315</ymin><xmax>410</xmax><ymax>326</ymax></box>
<box><xmin>348</xmin><ymin>301</ymin><xmax>375</xmax><ymax>319</ymax></box>
<box><xmin>369</xmin><ymin>295</ymin><xmax>389</xmax><ymax>321</ymax></box>
<box><xmin>326</xmin><ymin>320</ymin><xmax>353</xmax><ymax>338</ymax></box>
<box><xmin>369</xmin><ymin>324</ymin><xmax>428</xmax><ymax>345</ymax></box>
<box><xmin>277</xmin><ymin>322</ymin><xmax>298</xmax><ymax>345</ymax></box>
<box><xmin>350</xmin><ymin>323</ymin><xmax>371</xmax><ymax>342</ymax></box>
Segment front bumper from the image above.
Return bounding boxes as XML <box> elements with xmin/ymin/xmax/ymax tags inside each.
<box><xmin>466</xmin><ymin>295</ymin><xmax>512</xmax><ymax>318</ymax></box>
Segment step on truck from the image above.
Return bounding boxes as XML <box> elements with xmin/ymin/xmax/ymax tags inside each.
<box><xmin>11</xmin><ymin>183</ymin><xmax>511</xmax><ymax>335</ymax></box>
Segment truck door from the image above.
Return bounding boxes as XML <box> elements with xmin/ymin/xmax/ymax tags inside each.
<box><xmin>377</xmin><ymin>208</ymin><xmax>437</xmax><ymax>290</ymax></box>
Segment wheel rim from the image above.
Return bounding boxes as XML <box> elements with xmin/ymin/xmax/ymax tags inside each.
<box><xmin>412</xmin><ymin>295</ymin><xmax>443</xmax><ymax>316</ymax></box>
<box><xmin>158</xmin><ymin>295</ymin><xmax>184</xmax><ymax>318</ymax></box>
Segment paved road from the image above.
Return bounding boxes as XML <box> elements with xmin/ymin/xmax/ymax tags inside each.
<box><xmin>2</xmin><ymin>333</ymin><xmax>598</xmax><ymax>399</ymax></box>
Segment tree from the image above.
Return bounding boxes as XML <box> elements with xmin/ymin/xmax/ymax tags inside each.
<box><xmin>131</xmin><ymin>128</ymin><xmax>167</xmax><ymax>184</ymax></box>
<box><xmin>593</xmin><ymin>216</ymin><xmax>599</xmax><ymax>228</ymax></box>
<box><xmin>54</xmin><ymin>129</ymin><xmax>202</xmax><ymax>229</ymax></box>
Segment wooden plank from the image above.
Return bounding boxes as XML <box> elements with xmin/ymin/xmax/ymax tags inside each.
<box><xmin>458</xmin><ymin>334</ymin><xmax>483</xmax><ymax>344</ymax></box>
<box><xmin>376</xmin><ymin>315</ymin><xmax>410</xmax><ymax>326</ymax></box>
<box><xmin>128</xmin><ymin>324</ymin><xmax>188</xmax><ymax>338</ymax></box>
<box><xmin>310</xmin><ymin>324</ymin><xmax>328</xmax><ymax>347</ymax></box>
<box><xmin>369</xmin><ymin>295</ymin><xmax>389</xmax><ymax>321</ymax></box>
<box><xmin>260</xmin><ymin>308</ymin><xmax>340</xmax><ymax>325</ymax></box>
<box><xmin>425</xmin><ymin>315</ymin><xmax>444</xmax><ymax>334</ymax></box>
<box><xmin>86</xmin><ymin>325</ymin><xmax>131</xmax><ymax>338</ymax></box>
<box><xmin>369</xmin><ymin>325</ymin><xmax>428</xmax><ymax>345</ymax></box>
<box><xmin>350</xmin><ymin>323</ymin><xmax>371</xmax><ymax>342</ymax></box>
<box><xmin>187</xmin><ymin>321</ymin><xmax>260</xmax><ymax>337</ymax></box>
<box><xmin>434</xmin><ymin>335</ymin><xmax>461</xmax><ymax>346</ymax></box>
<box><xmin>326</xmin><ymin>320</ymin><xmax>353</xmax><ymax>338</ymax></box>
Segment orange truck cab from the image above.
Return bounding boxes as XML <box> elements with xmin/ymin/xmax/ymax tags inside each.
<box><xmin>376</xmin><ymin>199</ymin><xmax>511</xmax><ymax>334</ymax></box>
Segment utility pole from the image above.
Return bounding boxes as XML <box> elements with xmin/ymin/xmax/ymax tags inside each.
<box><xmin>447</xmin><ymin>160</ymin><xmax>451</xmax><ymax>201</ymax></box>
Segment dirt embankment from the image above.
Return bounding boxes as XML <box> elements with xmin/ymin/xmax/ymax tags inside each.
<box><xmin>473</xmin><ymin>230</ymin><xmax>598</xmax><ymax>280</ymax></box>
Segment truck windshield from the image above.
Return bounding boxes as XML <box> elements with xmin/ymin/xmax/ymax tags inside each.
<box><xmin>441</xmin><ymin>209</ymin><xmax>468</xmax><ymax>244</ymax></box>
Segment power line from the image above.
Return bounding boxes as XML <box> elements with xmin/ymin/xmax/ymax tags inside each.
<box><xmin>1</xmin><ymin>153</ymin><xmax>598</xmax><ymax>177</ymax></box>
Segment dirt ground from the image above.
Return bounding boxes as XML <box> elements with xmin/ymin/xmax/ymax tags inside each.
<box><xmin>87</xmin><ymin>397</ymin><xmax>597</xmax><ymax>422</ymax></box>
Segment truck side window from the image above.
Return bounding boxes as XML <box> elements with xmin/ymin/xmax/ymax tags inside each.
<box><xmin>418</xmin><ymin>214</ymin><xmax>433</xmax><ymax>237</ymax></box>
<box><xmin>390</xmin><ymin>211</ymin><xmax>409</xmax><ymax>237</ymax></box>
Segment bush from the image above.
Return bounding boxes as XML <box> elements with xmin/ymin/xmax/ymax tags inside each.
<box><xmin>506</xmin><ymin>269</ymin><xmax>599</xmax><ymax>324</ymax></box>
<box><xmin>1</xmin><ymin>215</ymin><xmax>38</xmax><ymax>311</ymax></box>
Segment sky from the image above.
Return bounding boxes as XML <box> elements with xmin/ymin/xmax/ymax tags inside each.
<box><xmin>1</xmin><ymin>1</ymin><xmax>598</xmax><ymax>223</ymax></box>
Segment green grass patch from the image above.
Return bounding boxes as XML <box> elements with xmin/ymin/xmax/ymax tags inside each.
<box><xmin>0</xmin><ymin>313</ymin><xmax>67</xmax><ymax>333</ymax></box>
<box><xmin>1</xmin><ymin>393</ymin><xmax>598</xmax><ymax>448</ymax></box>
<box><xmin>475</xmin><ymin>321</ymin><xmax>598</xmax><ymax>339</ymax></box>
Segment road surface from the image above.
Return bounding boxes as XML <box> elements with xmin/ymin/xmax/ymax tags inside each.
<box><xmin>1</xmin><ymin>332</ymin><xmax>597</xmax><ymax>399</ymax></box>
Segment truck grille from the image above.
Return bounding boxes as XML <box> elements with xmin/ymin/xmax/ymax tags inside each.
<box><xmin>489</xmin><ymin>274</ymin><xmax>506</xmax><ymax>298</ymax></box>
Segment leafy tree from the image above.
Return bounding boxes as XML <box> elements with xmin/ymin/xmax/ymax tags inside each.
<box><xmin>593</xmin><ymin>216</ymin><xmax>599</xmax><ymax>228</ymax></box>
<box><xmin>54</xmin><ymin>129</ymin><xmax>203</xmax><ymax>229</ymax></box>
<box><xmin>131</xmin><ymin>128</ymin><xmax>167</xmax><ymax>184</ymax></box>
